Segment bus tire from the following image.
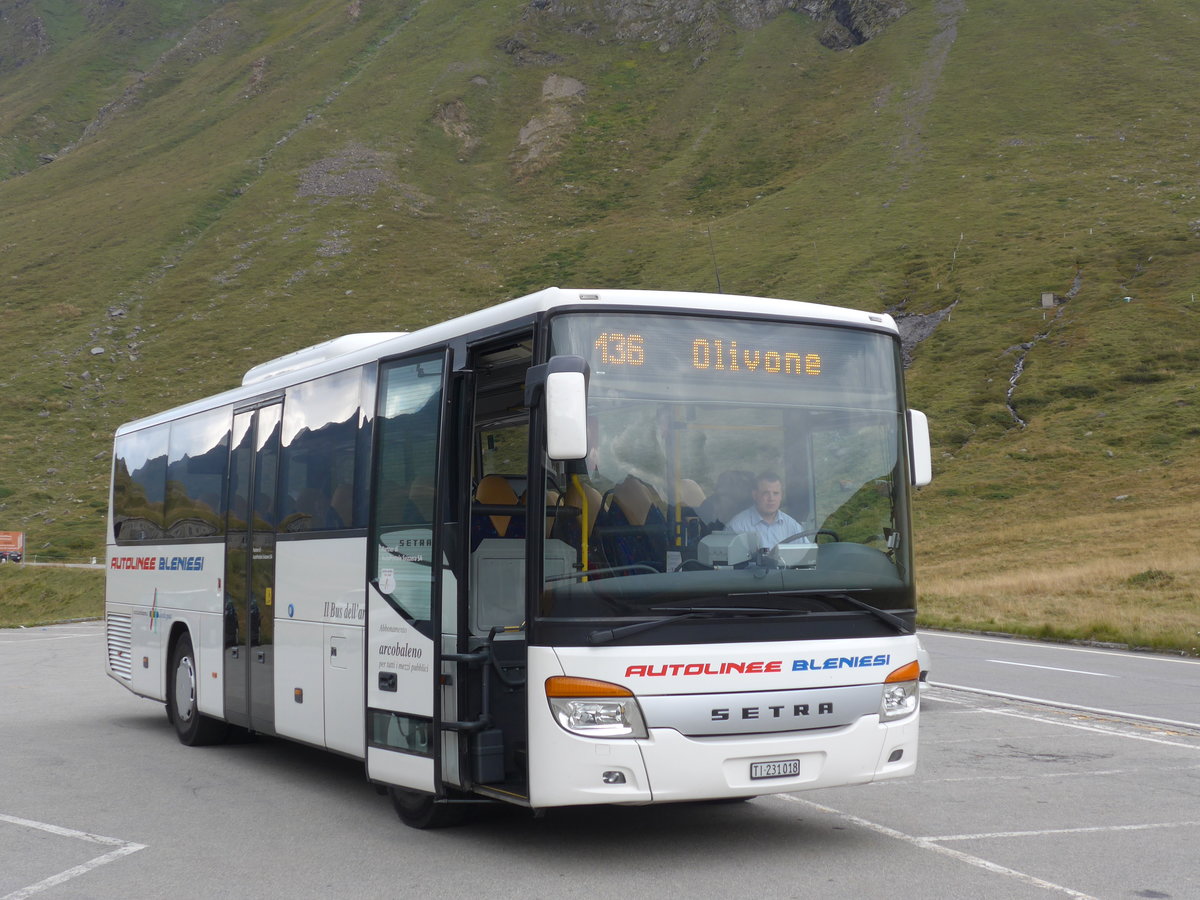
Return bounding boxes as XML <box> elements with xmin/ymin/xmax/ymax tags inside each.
<box><xmin>388</xmin><ymin>788</ymin><xmax>468</xmax><ymax>829</ymax></box>
<box><xmin>168</xmin><ymin>632</ymin><xmax>228</xmax><ymax>747</ymax></box>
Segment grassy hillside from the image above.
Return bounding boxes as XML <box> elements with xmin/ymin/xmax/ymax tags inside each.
<box><xmin>0</xmin><ymin>565</ymin><xmax>103</xmax><ymax>627</ymax></box>
<box><xmin>1</xmin><ymin>0</ymin><xmax>1197</xmax><ymax>647</ymax></box>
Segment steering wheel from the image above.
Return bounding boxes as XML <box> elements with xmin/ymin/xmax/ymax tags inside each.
<box><xmin>780</xmin><ymin>529</ymin><xmax>840</xmax><ymax>544</ymax></box>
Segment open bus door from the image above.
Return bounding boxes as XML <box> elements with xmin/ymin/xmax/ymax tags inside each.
<box><xmin>366</xmin><ymin>350</ymin><xmax>456</xmax><ymax>826</ymax></box>
<box><xmin>446</xmin><ymin>335</ymin><xmax>543</xmax><ymax>810</ymax></box>
<box><xmin>456</xmin><ymin>352</ymin><xmax>591</xmax><ymax>806</ymax></box>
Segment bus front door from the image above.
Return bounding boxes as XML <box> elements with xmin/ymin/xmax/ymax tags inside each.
<box><xmin>366</xmin><ymin>352</ymin><xmax>449</xmax><ymax>796</ymax></box>
<box><xmin>224</xmin><ymin>403</ymin><xmax>282</xmax><ymax>733</ymax></box>
<box><xmin>459</xmin><ymin>338</ymin><xmax>538</xmax><ymax>801</ymax></box>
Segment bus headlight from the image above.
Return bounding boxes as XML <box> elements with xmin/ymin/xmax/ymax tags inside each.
<box><xmin>546</xmin><ymin>676</ymin><xmax>648</xmax><ymax>739</ymax></box>
<box><xmin>879</xmin><ymin>661</ymin><xmax>920</xmax><ymax>721</ymax></box>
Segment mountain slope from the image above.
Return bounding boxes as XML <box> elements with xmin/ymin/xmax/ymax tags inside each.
<box><xmin>1</xmin><ymin>0</ymin><xmax>1197</xmax><ymax>648</ymax></box>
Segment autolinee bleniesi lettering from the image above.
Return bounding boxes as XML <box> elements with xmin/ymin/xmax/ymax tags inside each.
<box><xmin>623</xmin><ymin>655</ymin><xmax>892</xmax><ymax>678</ymax></box>
<box><xmin>109</xmin><ymin>556</ymin><xmax>205</xmax><ymax>571</ymax></box>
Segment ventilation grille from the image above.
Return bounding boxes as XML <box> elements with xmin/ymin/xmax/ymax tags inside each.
<box><xmin>107</xmin><ymin>613</ymin><xmax>133</xmax><ymax>681</ymax></box>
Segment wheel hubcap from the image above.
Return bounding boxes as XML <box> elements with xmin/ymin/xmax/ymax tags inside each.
<box><xmin>174</xmin><ymin>655</ymin><xmax>196</xmax><ymax>723</ymax></box>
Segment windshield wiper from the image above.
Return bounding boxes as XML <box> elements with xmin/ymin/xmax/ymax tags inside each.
<box><xmin>830</xmin><ymin>592</ymin><xmax>915</xmax><ymax>635</ymax></box>
<box><xmin>728</xmin><ymin>589</ymin><xmax>915</xmax><ymax>636</ymax></box>
<box><xmin>588</xmin><ymin>607</ymin><xmax>801</xmax><ymax>645</ymax></box>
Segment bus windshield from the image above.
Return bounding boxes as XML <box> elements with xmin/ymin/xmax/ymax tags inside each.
<box><xmin>539</xmin><ymin>312</ymin><xmax>914</xmax><ymax>641</ymax></box>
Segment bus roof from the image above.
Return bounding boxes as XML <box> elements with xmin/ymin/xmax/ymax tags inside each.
<box><xmin>114</xmin><ymin>288</ymin><xmax>897</xmax><ymax>435</ymax></box>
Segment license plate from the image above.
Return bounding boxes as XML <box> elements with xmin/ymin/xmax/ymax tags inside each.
<box><xmin>750</xmin><ymin>759</ymin><xmax>801</xmax><ymax>780</ymax></box>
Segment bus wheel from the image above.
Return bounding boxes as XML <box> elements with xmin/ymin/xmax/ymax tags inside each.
<box><xmin>168</xmin><ymin>633</ymin><xmax>228</xmax><ymax>747</ymax></box>
<box><xmin>388</xmin><ymin>788</ymin><xmax>468</xmax><ymax>829</ymax></box>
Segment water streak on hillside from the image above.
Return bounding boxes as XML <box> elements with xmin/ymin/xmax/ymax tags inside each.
<box><xmin>1005</xmin><ymin>271</ymin><xmax>1083</xmax><ymax>427</ymax></box>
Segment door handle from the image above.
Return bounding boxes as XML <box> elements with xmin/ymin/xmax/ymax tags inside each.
<box><xmin>256</xmin><ymin>651</ymin><xmax>266</xmax><ymax>663</ymax></box>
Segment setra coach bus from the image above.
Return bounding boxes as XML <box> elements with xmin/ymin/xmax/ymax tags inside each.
<box><xmin>105</xmin><ymin>288</ymin><xmax>932</xmax><ymax>828</ymax></box>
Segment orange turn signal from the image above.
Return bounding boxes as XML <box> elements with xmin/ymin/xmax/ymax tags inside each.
<box><xmin>545</xmin><ymin>676</ymin><xmax>633</xmax><ymax>698</ymax></box>
<box><xmin>884</xmin><ymin>660</ymin><xmax>921</xmax><ymax>684</ymax></box>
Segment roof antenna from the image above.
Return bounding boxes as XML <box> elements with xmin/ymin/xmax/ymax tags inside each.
<box><xmin>706</xmin><ymin>226</ymin><xmax>724</xmax><ymax>293</ymax></box>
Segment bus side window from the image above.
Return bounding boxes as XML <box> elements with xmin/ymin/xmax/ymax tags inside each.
<box><xmin>280</xmin><ymin>368</ymin><xmax>364</xmax><ymax>532</ymax></box>
<box><xmin>112</xmin><ymin>424</ymin><xmax>170</xmax><ymax>544</ymax></box>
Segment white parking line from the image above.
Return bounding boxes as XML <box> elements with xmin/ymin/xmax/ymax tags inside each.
<box><xmin>920</xmin><ymin>631</ymin><xmax>1200</xmax><ymax>667</ymax></box>
<box><xmin>987</xmin><ymin>659</ymin><xmax>1117</xmax><ymax>678</ymax></box>
<box><xmin>785</xmin><ymin>687</ymin><xmax>1200</xmax><ymax>896</ymax></box>
<box><xmin>0</xmin><ymin>814</ymin><xmax>146</xmax><ymax>900</ymax></box>
<box><xmin>0</xmin><ymin>625</ymin><xmax>101</xmax><ymax>644</ymax></box>
<box><xmin>930</xmin><ymin>681</ymin><xmax>1200</xmax><ymax>734</ymax></box>
<box><xmin>924</xmin><ymin>821</ymin><xmax>1200</xmax><ymax>842</ymax></box>
<box><xmin>776</xmin><ymin>795</ymin><xmax>1098</xmax><ymax>900</ymax></box>
<box><xmin>920</xmin><ymin>688</ymin><xmax>974</xmax><ymax>706</ymax></box>
<box><xmin>980</xmin><ymin>706</ymin><xmax>1200</xmax><ymax>751</ymax></box>
<box><xmin>920</xmin><ymin>764</ymin><xmax>1200</xmax><ymax>784</ymax></box>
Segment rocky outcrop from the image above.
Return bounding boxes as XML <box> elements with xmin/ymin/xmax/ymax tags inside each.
<box><xmin>513</xmin><ymin>74</ymin><xmax>588</xmax><ymax>176</ymax></box>
<box><xmin>519</xmin><ymin>0</ymin><xmax>908</xmax><ymax>52</ymax></box>
<box><xmin>892</xmin><ymin>301</ymin><xmax>957</xmax><ymax>367</ymax></box>
<box><xmin>800</xmin><ymin>0</ymin><xmax>910</xmax><ymax>50</ymax></box>
<box><xmin>435</xmin><ymin>99</ymin><xmax>480</xmax><ymax>156</ymax></box>
<box><xmin>0</xmin><ymin>8</ymin><xmax>51</xmax><ymax>72</ymax></box>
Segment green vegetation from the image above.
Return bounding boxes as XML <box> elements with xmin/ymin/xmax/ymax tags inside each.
<box><xmin>1</xmin><ymin>0</ymin><xmax>1198</xmax><ymax>647</ymax></box>
<box><xmin>0</xmin><ymin>566</ymin><xmax>104</xmax><ymax>627</ymax></box>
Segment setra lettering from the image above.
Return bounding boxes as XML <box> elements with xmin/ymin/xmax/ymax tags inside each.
<box><xmin>710</xmin><ymin>702</ymin><xmax>835</xmax><ymax>722</ymax></box>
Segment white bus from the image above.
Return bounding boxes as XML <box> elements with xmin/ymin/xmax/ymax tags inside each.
<box><xmin>105</xmin><ymin>288</ymin><xmax>932</xmax><ymax>828</ymax></box>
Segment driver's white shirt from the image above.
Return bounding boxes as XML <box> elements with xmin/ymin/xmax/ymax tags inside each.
<box><xmin>726</xmin><ymin>507</ymin><xmax>804</xmax><ymax>548</ymax></box>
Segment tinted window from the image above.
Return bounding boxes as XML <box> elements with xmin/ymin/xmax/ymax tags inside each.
<box><xmin>227</xmin><ymin>413</ymin><xmax>254</xmax><ymax>534</ymax></box>
<box><xmin>372</xmin><ymin>354</ymin><xmax>444</xmax><ymax>627</ymax></box>
<box><xmin>112</xmin><ymin>425</ymin><xmax>169</xmax><ymax>543</ymax></box>
<box><xmin>254</xmin><ymin>405</ymin><xmax>283</xmax><ymax>532</ymax></box>
<box><xmin>279</xmin><ymin>368</ymin><xmax>364</xmax><ymax>532</ymax></box>
<box><xmin>164</xmin><ymin>410</ymin><xmax>230</xmax><ymax>538</ymax></box>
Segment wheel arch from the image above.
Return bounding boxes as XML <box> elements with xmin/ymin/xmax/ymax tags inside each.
<box><xmin>166</xmin><ymin>620</ymin><xmax>191</xmax><ymax>656</ymax></box>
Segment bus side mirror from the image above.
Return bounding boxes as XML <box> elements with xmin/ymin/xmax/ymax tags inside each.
<box><xmin>526</xmin><ymin>356</ymin><xmax>589</xmax><ymax>461</ymax></box>
<box><xmin>546</xmin><ymin>371</ymin><xmax>587</xmax><ymax>460</ymax></box>
<box><xmin>908</xmin><ymin>409</ymin><xmax>932</xmax><ymax>487</ymax></box>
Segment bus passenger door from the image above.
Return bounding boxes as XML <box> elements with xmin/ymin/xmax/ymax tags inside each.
<box><xmin>459</xmin><ymin>335</ymin><xmax>538</xmax><ymax>800</ymax></box>
<box><xmin>366</xmin><ymin>352</ymin><xmax>449</xmax><ymax>794</ymax></box>
<box><xmin>224</xmin><ymin>403</ymin><xmax>282</xmax><ymax>733</ymax></box>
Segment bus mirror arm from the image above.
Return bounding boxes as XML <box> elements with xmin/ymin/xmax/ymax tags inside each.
<box><xmin>524</xmin><ymin>355</ymin><xmax>590</xmax><ymax>406</ymax></box>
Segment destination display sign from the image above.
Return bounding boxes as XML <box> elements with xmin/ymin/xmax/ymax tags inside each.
<box><xmin>591</xmin><ymin>330</ymin><xmax>823</xmax><ymax>378</ymax></box>
<box><xmin>550</xmin><ymin>311</ymin><xmax>899</xmax><ymax>407</ymax></box>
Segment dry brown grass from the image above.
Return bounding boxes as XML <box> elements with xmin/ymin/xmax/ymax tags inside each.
<box><xmin>916</xmin><ymin>500</ymin><xmax>1200</xmax><ymax>654</ymax></box>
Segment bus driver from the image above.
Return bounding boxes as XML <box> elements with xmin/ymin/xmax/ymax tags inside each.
<box><xmin>727</xmin><ymin>472</ymin><xmax>806</xmax><ymax>548</ymax></box>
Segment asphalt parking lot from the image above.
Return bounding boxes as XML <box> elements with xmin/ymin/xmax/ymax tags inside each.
<box><xmin>3</xmin><ymin>622</ymin><xmax>1199</xmax><ymax>899</ymax></box>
